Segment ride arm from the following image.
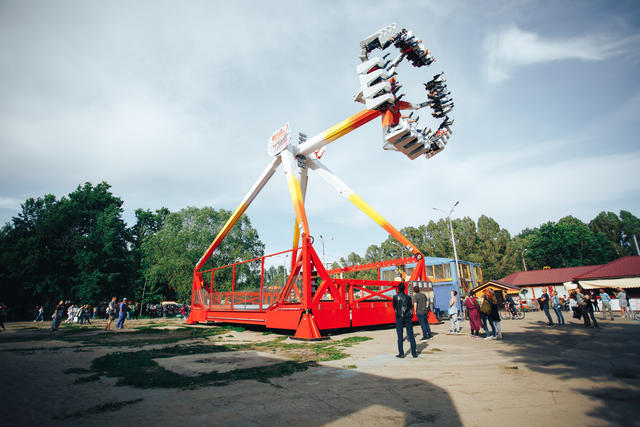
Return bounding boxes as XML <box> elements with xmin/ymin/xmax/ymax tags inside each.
<box><xmin>308</xmin><ymin>158</ymin><xmax>423</xmax><ymax>260</ymax></box>
<box><xmin>296</xmin><ymin>109</ymin><xmax>381</xmax><ymax>157</ymax></box>
<box><xmin>194</xmin><ymin>156</ymin><xmax>282</xmax><ymax>272</ymax></box>
<box><xmin>290</xmin><ymin>162</ymin><xmax>309</xmax><ymax>269</ymax></box>
<box><xmin>281</xmin><ymin>149</ymin><xmax>310</xmax><ymax>236</ymax></box>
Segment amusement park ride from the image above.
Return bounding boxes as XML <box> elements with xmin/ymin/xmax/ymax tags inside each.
<box><xmin>186</xmin><ymin>24</ymin><xmax>455</xmax><ymax>339</ymax></box>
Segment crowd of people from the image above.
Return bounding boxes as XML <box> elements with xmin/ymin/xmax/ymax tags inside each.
<box><xmin>392</xmin><ymin>282</ymin><xmax>636</xmax><ymax>356</ymax></box>
<box><xmin>42</xmin><ymin>298</ymin><xmax>189</xmax><ymax>332</ymax></box>
<box><xmin>463</xmin><ymin>290</ymin><xmax>503</xmax><ymax>339</ymax></box>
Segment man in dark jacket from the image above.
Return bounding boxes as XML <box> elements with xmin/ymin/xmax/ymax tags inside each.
<box><xmin>538</xmin><ymin>289</ymin><xmax>553</xmax><ymax>326</ymax></box>
<box><xmin>393</xmin><ymin>282</ymin><xmax>417</xmax><ymax>358</ymax></box>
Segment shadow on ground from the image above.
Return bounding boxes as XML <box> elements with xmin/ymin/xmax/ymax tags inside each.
<box><xmin>494</xmin><ymin>318</ymin><xmax>640</xmax><ymax>425</ymax></box>
<box><xmin>0</xmin><ymin>328</ymin><xmax>461</xmax><ymax>426</ymax></box>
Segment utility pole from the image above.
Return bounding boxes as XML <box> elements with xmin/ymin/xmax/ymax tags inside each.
<box><xmin>634</xmin><ymin>235</ymin><xmax>640</xmax><ymax>256</ymax></box>
<box><xmin>319</xmin><ymin>234</ymin><xmax>333</xmax><ymax>265</ymax></box>
<box><xmin>522</xmin><ymin>248</ymin><xmax>528</xmax><ymax>271</ymax></box>
<box><xmin>434</xmin><ymin>201</ymin><xmax>461</xmax><ymax>308</ymax></box>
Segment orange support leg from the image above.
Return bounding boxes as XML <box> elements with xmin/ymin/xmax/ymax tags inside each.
<box><xmin>292</xmin><ymin>311</ymin><xmax>326</xmax><ymax>340</ymax></box>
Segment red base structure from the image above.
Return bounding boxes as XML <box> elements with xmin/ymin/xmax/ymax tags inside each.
<box><xmin>187</xmin><ymin>238</ymin><xmax>439</xmax><ymax>337</ymax></box>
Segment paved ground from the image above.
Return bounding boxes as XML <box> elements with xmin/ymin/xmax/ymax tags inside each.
<box><xmin>1</xmin><ymin>311</ymin><xmax>639</xmax><ymax>426</ymax></box>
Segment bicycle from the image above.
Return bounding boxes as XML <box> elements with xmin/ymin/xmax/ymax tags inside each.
<box><xmin>500</xmin><ymin>305</ymin><xmax>525</xmax><ymax>320</ymax></box>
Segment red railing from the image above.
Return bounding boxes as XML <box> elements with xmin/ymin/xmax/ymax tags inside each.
<box><xmin>193</xmin><ymin>249</ymin><xmax>411</xmax><ymax>312</ymax></box>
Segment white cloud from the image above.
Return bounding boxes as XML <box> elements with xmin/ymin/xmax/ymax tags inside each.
<box><xmin>484</xmin><ymin>25</ymin><xmax>640</xmax><ymax>83</ymax></box>
<box><xmin>1</xmin><ymin>2</ymin><xmax>639</xmax><ymax>263</ymax></box>
<box><xmin>0</xmin><ymin>197</ymin><xmax>21</xmax><ymax>210</ymax></box>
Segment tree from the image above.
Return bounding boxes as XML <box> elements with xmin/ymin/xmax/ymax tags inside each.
<box><xmin>620</xmin><ymin>210</ymin><xmax>640</xmax><ymax>254</ymax></box>
<box><xmin>474</xmin><ymin>215</ymin><xmax>518</xmax><ymax>280</ymax></box>
<box><xmin>0</xmin><ymin>182</ymin><xmax>133</xmax><ymax>318</ymax></box>
<box><xmin>451</xmin><ymin>217</ymin><xmax>479</xmax><ymax>263</ymax></box>
<box><xmin>526</xmin><ymin>216</ymin><xmax>613</xmax><ymax>269</ymax></box>
<box><xmin>130</xmin><ymin>208</ymin><xmax>170</xmax><ymax>302</ymax></box>
<box><xmin>141</xmin><ymin>207</ymin><xmax>264</xmax><ymax>303</ymax></box>
<box><xmin>423</xmin><ymin>219</ymin><xmax>453</xmax><ymax>257</ymax></box>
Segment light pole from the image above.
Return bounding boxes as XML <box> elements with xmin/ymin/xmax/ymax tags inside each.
<box><xmin>319</xmin><ymin>234</ymin><xmax>333</xmax><ymax>266</ymax></box>
<box><xmin>522</xmin><ymin>248</ymin><xmax>528</xmax><ymax>271</ymax></box>
<box><xmin>389</xmin><ymin>240</ymin><xmax>406</xmax><ymax>259</ymax></box>
<box><xmin>434</xmin><ymin>201</ymin><xmax>461</xmax><ymax>301</ymax></box>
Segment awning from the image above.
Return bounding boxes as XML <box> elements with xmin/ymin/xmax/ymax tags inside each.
<box><xmin>577</xmin><ymin>277</ymin><xmax>640</xmax><ymax>289</ymax></box>
<box><xmin>563</xmin><ymin>282</ymin><xmax>578</xmax><ymax>291</ymax></box>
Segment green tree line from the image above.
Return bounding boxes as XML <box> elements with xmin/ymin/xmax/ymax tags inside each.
<box><xmin>335</xmin><ymin>212</ymin><xmax>640</xmax><ymax>281</ymax></box>
<box><xmin>0</xmin><ymin>182</ymin><xmax>263</xmax><ymax>320</ymax></box>
<box><xmin>1</xmin><ymin>181</ymin><xmax>638</xmax><ymax>319</ymax></box>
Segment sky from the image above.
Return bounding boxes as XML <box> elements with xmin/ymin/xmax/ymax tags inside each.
<box><xmin>1</xmin><ymin>0</ymin><xmax>640</xmax><ymax>266</ymax></box>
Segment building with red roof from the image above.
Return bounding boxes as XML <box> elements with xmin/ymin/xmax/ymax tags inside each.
<box><xmin>573</xmin><ymin>256</ymin><xmax>640</xmax><ymax>289</ymax></box>
<box><xmin>500</xmin><ymin>264</ymin><xmax>602</xmax><ymax>299</ymax></box>
<box><xmin>497</xmin><ymin>256</ymin><xmax>640</xmax><ymax>309</ymax></box>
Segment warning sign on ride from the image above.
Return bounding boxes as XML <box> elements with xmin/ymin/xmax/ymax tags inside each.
<box><xmin>268</xmin><ymin>122</ymin><xmax>291</xmax><ymax>156</ymax></box>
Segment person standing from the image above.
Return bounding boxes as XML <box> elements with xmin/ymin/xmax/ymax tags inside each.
<box><xmin>34</xmin><ymin>306</ymin><xmax>44</xmax><ymax>322</ymax></box>
<box><xmin>551</xmin><ymin>290</ymin><xmax>565</xmax><ymax>326</ymax></box>
<box><xmin>489</xmin><ymin>291</ymin><xmax>503</xmax><ymax>339</ymax></box>
<box><xmin>83</xmin><ymin>305</ymin><xmax>91</xmax><ymax>324</ymax></box>
<box><xmin>569</xmin><ymin>295</ymin><xmax>578</xmax><ymax>314</ymax></box>
<box><xmin>50</xmin><ymin>301</ymin><xmax>65</xmax><ymax>331</ymax></box>
<box><xmin>412</xmin><ymin>285</ymin><xmax>433</xmax><ymax>341</ymax></box>
<box><xmin>0</xmin><ymin>303</ymin><xmax>7</xmax><ymax>331</ymax></box>
<box><xmin>617</xmin><ymin>288</ymin><xmax>632</xmax><ymax>318</ymax></box>
<box><xmin>105</xmin><ymin>297</ymin><xmax>117</xmax><ymax>331</ymax></box>
<box><xmin>599</xmin><ymin>289</ymin><xmax>614</xmax><ymax>320</ymax></box>
<box><xmin>77</xmin><ymin>305</ymin><xmax>85</xmax><ymax>324</ymax></box>
<box><xmin>575</xmin><ymin>288</ymin><xmax>591</xmax><ymax>327</ymax></box>
<box><xmin>590</xmin><ymin>291</ymin><xmax>600</xmax><ymax>312</ymax></box>
<box><xmin>538</xmin><ymin>289</ymin><xmax>553</xmax><ymax>326</ymax></box>
<box><xmin>392</xmin><ymin>282</ymin><xmax>417</xmax><ymax>358</ymax></box>
<box><xmin>65</xmin><ymin>304</ymin><xmax>74</xmax><ymax>323</ymax></box>
<box><xmin>583</xmin><ymin>294</ymin><xmax>599</xmax><ymax>328</ymax></box>
<box><xmin>627</xmin><ymin>293</ymin><xmax>635</xmax><ymax>319</ymax></box>
<box><xmin>480</xmin><ymin>293</ymin><xmax>496</xmax><ymax>339</ymax></box>
<box><xmin>448</xmin><ymin>290</ymin><xmax>461</xmax><ymax>334</ymax></box>
<box><xmin>116</xmin><ymin>298</ymin><xmax>128</xmax><ymax>329</ymax></box>
<box><xmin>464</xmin><ymin>295</ymin><xmax>482</xmax><ymax>337</ymax></box>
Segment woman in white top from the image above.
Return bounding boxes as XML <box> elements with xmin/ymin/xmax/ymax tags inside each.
<box><xmin>617</xmin><ymin>288</ymin><xmax>632</xmax><ymax>318</ymax></box>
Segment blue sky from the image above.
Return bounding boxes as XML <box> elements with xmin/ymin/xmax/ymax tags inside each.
<box><xmin>1</xmin><ymin>0</ymin><xmax>639</xmax><ymax>265</ymax></box>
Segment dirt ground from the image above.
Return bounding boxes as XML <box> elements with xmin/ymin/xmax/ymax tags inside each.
<box><xmin>1</xmin><ymin>311</ymin><xmax>639</xmax><ymax>426</ymax></box>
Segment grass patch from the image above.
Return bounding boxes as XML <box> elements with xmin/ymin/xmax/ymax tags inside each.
<box><xmin>250</xmin><ymin>336</ymin><xmax>372</xmax><ymax>362</ymax></box>
<box><xmin>0</xmin><ymin>328</ymin><xmax>89</xmax><ymax>344</ymax></box>
<box><xmin>59</xmin><ymin>326</ymin><xmax>229</xmax><ymax>347</ymax></box>
<box><xmin>1</xmin><ymin>321</ymin><xmax>230</xmax><ymax>349</ymax></box>
<box><xmin>88</xmin><ymin>343</ymin><xmax>311</xmax><ymax>388</ymax></box>
<box><xmin>52</xmin><ymin>398</ymin><xmax>143</xmax><ymax>420</ymax></box>
<box><xmin>345</xmin><ymin>365</ymin><xmax>358</xmax><ymax>369</ymax></box>
<box><xmin>430</xmin><ymin>348</ymin><xmax>443</xmax><ymax>352</ymax></box>
<box><xmin>504</xmin><ymin>366</ymin><xmax>519</xmax><ymax>370</ymax></box>
<box><xmin>81</xmin><ymin>335</ymin><xmax>372</xmax><ymax>389</ymax></box>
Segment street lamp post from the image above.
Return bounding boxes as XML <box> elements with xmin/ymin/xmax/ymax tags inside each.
<box><xmin>319</xmin><ymin>235</ymin><xmax>333</xmax><ymax>266</ymax></box>
<box><xmin>434</xmin><ymin>201</ymin><xmax>461</xmax><ymax>302</ymax></box>
<box><xmin>389</xmin><ymin>240</ymin><xmax>406</xmax><ymax>259</ymax></box>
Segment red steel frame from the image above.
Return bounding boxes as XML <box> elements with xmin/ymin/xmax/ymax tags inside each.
<box><xmin>187</xmin><ymin>107</ymin><xmax>431</xmax><ymax>339</ymax></box>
